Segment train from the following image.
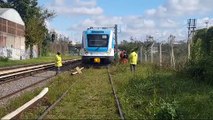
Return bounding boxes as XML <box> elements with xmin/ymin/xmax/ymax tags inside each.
<box><xmin>81</xmin><ymin>27</ymin><xmax>115</xmax><ymax>64</ymax></box>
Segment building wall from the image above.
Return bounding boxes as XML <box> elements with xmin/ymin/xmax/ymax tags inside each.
<box><xmin>6</xmin><ymin>34</ymin><xmax>15</xmax><ymax>48</ymax></box>
<box><xmin>0</xmin><ymin>17</ymin><xmax>30</xmax><ymax>60</ymax></box>
<box><xmin>14</xmin><ymin>36</ymin><xmax>25</xmax><ymax>49</ymax></box>
<box><xmin>0</xmin><ymin>32</ymin><xmax>6</xmax><ymax>47</ymax></box>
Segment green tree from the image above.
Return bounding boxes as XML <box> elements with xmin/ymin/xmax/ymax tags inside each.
<box><xmin>191</xmin><ymin>29</ymin><xmax>206</xmax><ymax>61</ymax></box>
<box><xmin>0</xmin><ymin>0</ymin><xmax>12</xmax><ymax>7</ymax></box>
<box><xmin>41</xmin><ymin>32</ymin><xmax>51</xmax><ymax>56</ymax></box>
<box><xmin>186</xmin><ymin>27</ymin><xmax>213</xmax><ymax>84</ymax></box>
<box><xmin>206</xmin><ymin>27</ymin><xmax>213</xmax><ymax>55</ymax></box>
<box><xmin>25</xmin><ymin>16</ymin><xmax>47</xmax><ymax>58</ymax></box>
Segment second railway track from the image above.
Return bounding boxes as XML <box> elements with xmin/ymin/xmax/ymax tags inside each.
<box><xmin>0</xmin><ymin>59</ymin><xmax>80</xmax><ymax>82</ymax></box>
<box><xmin>107</xmin><ymin>65</ymin><xmax>125</xmax><ymax>120</ymax></box>
<box><xmin>0</xmin><ymin>59</ymin><xmax>82</xmax><ymax>104</ymax></box>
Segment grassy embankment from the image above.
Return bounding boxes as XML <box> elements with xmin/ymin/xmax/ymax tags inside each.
<box><xmin>111</xmin><ymin>64</ymin><xmax>213</xmax><ymax>119</ymax></box>
<box><xmin>0</xmin><ymin>64</ymin><xmax>213</xmax><ymax>119</ymax></box>
<box><xmin>0</xmin><ymin>55</ymin><xmax>80</xmax><ymax>68</ymax></box>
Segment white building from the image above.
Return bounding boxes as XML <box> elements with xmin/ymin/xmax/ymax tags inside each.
<box><xmin>0</xmin><ymin>8</ymin><xmax>38</xmax><ymax>60</ymax></box>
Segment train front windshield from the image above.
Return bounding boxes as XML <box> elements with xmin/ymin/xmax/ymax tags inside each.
<box><xmin>87</xmin><ymin>34</ymin><xmax>109</xmax><ymax>47</ymax></box>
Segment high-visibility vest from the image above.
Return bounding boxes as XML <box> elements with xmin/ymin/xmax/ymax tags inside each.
<box><xmin>55</xmin><ymin>55</ymin><xmax>62</xmax><ymax>67</ymax></box>
<box><xmin>129</xmin><ymin>51</ymin><xmax>138</xmax><ymax>65</ymax></box>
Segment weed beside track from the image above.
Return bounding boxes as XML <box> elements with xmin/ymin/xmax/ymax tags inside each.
<box><xmin>110</xmin><ymin>64</ymin><xmax>213</xmax><ymax>119</ymax></box>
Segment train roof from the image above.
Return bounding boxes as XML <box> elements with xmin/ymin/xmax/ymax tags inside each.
<box><xmin>84</xmin><ymin>28</ymin><xmax>113</xmax><ymax>34</ymax></box>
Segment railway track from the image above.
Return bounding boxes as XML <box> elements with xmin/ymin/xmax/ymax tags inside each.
<box><xmin>0</xmin><ymin>59</ymin><xmax>79</xmax><ymax>82</ymax></box>
<box><xmin>37</xmin><ymin>65</ymin><xmax>125</xmax><ymax>119</ymax></box>
<box><xmin>0</xmin><ymin>59</ymin><xmax>82</xmax><ymax>102</ymax></box>
<box><xmin>107</xmin><ymin>65</ymin><xmax>125</xmax><ymax>120</ymax></box>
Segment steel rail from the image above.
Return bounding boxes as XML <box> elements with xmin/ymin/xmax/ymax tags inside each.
<box><xmin>0</xmin><ymin>59</ymin><xmax>78</xmax><ymax>71</ymax></box>
<box><xmin>0</xmin><ymin>59</ymin><xmax>77</xmax><ymax>76</ymax></box>
<box><xmin>0</xmin><ymin>76</ymin><xmax>53</xmax><ymax>101</ymax></box>
<box><xmin>0</xmin><ymin>60</ymin><xmax>82</xmax><ymax>101</ymax></box>
<box><xmin>0</xmin><ymin>59</ymin><xmax>79</xmax><ymax>81</ymax></box>
<box><xmin>107</xmin><ymin>66</ymin><xmax>125</xmax><ymax>120</ymax></box>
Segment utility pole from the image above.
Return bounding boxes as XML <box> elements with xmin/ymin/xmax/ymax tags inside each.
<box><xmin>144</xmin><ymin>35</ymin><xmax>154</xmax><ymax>63</ymax></box>
<box><xmin>205</xmin><ymin>20</ymin><xmax>209</xmax><ymax>28</ymax></box>
<box><xmin>187</xmin><ymin>19</ymin><xmax>196</xmax><ymax>59</ymax></box>
<box><xmin>114</xmin><ymin>24</ymin><xmax>118</xmax><ymax>52</ymax></box>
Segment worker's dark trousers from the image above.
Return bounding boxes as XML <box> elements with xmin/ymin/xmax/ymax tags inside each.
<box><xmin>130</xmin><ymin>64</ymin><xmax>136</xmax><ymax>72</ymax></box>
<box><xmin>55</xmin><ymin>67</ymin><xmax>61</xmax><ymax>75</ymax></box>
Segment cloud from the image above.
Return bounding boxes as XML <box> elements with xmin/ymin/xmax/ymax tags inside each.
<box><xmin>47</xmin><ymin>0</ymin><xmax>213</xmax><ymax>42</ymax></box>
<box><xmin>48</xmin><ymin>0</ymin><xmax>103</xmax><ymax>16</ymax></box>
<box><xmin>55</xmin><ymin>7</ymin><xmax>103</xmax><ymax>15</ymax></box>
<box><xmin>69</xmin><ymin>15</ymin><xmax>123</xmax><ymax>31</ymax></box>
<box><xmin>145</xmin><ymin>0</ymin><xmax>213</xmax><ymax>18</ymax></box>
<box><xmin>197</xmin><ymin>17</ymin><xmax>213</xmax><ymax>29</ymax></box>
<box><xmin>75</xmin><ymin>0</ymin><xmax>96</xmax><ymax>7</ymax></box>
<box><xmin>145</xmin><ymin>6</ymin><xmax>167</xmax><ymax>18</ymax></box>
<box><xmin>123</xmin><ymin>0</ymin><xmax>213</xmax><ymax>41</ymax></box>
<box><xmin>54</xmin><ymin>0</ymin><xmax>65</xmax><ymax>5</ymax></box>
<box><xmin>159</xmin><ymin>19</ymin><xmax>178</xmax><ymax>28</ymax></box>
<box><xmin>68</xmin><ymin>15</ymin><xmax>171</xmax><ymax>41</ymax></box>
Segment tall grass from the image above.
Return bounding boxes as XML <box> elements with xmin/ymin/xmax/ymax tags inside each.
<box><xmin>111</xmin><ymin>63</ymin><xmax>213</xmax><ymax>119</ymax></box>
<box><xmin>1</xmin><ymin>63</ymin><xmax>213</xmax><ymax>119</ymax></box>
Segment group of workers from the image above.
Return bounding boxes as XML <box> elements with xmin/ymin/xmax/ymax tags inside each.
<box><xmin>115</xmin><ymin>49</ymin><xmax>138</xmax><ymax>72</ymax></box>
<box><xmin>54</xmin><ymin>49</ymin><xmax>138</xmax><ymax>75</ymax></box>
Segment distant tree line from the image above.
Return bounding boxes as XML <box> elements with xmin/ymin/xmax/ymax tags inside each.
<box><xmin>0</xmin><ymin>0</ymin><xmax>55</xmax><ymax>58</ymax></box>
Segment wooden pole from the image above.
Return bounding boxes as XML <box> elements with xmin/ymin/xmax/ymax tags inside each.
<box><xmin>145</xmin><ymin>52</ymin><xmax>147</xmax><ymax>62</ymax></box>
<box><xmin>139</xmin><ymin>46</ymin><xmax>143</xmax><ymax>63</ymax></box>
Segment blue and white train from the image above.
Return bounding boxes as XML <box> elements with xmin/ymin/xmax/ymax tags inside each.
<box><xmin>81</xmin><ymin>27</ymin><xmax>114</xmax><ymax>64</ymax></box>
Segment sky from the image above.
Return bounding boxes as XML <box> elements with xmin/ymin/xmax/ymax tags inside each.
<box><xmin>38</xmin><ymin>0</ymin><xmax>213</xmax><ymax>43</ymax></box>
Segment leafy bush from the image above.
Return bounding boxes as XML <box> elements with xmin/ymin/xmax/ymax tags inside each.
<box><xmin>185</xmin><ymin>27</ymin><xmax>213</xmax><ymax>84</ymax></box>
<box><xmin>155</xmin><ymin>100</ymin><xmax>180</xmax><ymax>120</ymax></box>
<box><xmin>185</xmin><ymin>55</ymin><xmax>213</xmax><ymax>84</ymax></box>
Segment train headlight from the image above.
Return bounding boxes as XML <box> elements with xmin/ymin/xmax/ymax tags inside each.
<box><xmin>94</xmin><ymin>58</ymin><xmax>101</xmax><ymax>63</ymax></box>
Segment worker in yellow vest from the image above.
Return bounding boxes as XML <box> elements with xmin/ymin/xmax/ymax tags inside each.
<box><xmin>55</xmin><ymin>52</ymin><xmax>62</xmax><ymax>75</ymax></box>
<box><xmin>129</xmin><ymin>50</ymin><xmax>138</xmax><ymax>72</ymax></box>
